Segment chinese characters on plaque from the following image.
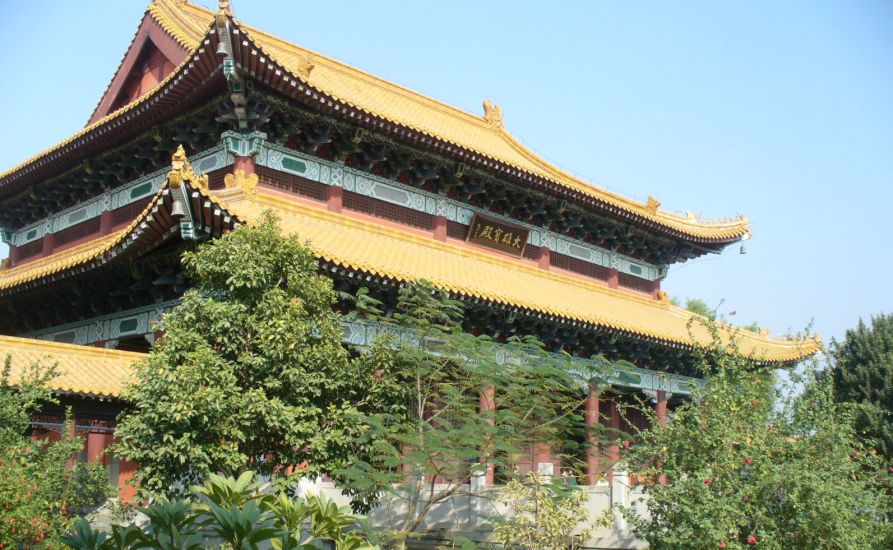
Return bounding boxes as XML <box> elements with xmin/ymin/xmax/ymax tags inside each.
<box><xmin>466</xmin><ymin>213</ymin><xmax>529</xmax><ymax>257</ymax></box>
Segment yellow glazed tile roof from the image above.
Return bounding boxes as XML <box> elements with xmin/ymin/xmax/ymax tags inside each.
<box><xmin>145</xmin><ymin>0</ymin><xmax>749</xmax><ymax>242</ymax></box>
<box><xmin>212</xmin><ymin>187</ymin><xmax>818</xmax><ymax>363</ymax></box>
<box><xmin>0</xmin><ymin>335</ymin><xmax>143</xmax><ymax>398</ymax></box>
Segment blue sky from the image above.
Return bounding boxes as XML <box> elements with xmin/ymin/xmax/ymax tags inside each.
<box><xmin>1</xmin><ymin>1</ymin><xmax>891</xmax><ymax>346</ymax></box>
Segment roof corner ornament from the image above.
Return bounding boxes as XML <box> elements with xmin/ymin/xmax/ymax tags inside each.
<box><xmin>482</xmin><ymin>99</ymin><xmax>503</xmax><ymax>129</ymax></box>
<box><xmin>224</xmin><ymin>170</ymin><xmax>259</xmax><ymax>197</ymax></box>
<box><xmin>646</xmin><ymin>195</ymin><xmax>661</xmax><ymax>214</ymax></box>
<box><xmin>296</xmin><ymin>55</ymin><xmax>315</xmax><ymax>79</ymax></box>
<box><xmin>168</xmin><ymin>145</ymin><xmax>197</xmax><ymax>189</ymax></box>
<box><xmin>657</xmin><ymin>290</ymin><xmax>670</xmax><ymax>304</ymax></box>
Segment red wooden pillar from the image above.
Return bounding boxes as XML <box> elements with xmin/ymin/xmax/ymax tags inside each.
<box><xmin>652</xmin><ymin>278</ymin><xmax>662</xmax><ymax>300</ymax></box>
<box><xmin>585</xmin><ymin>385</ymin><xmax>601</xmax><ymax>485</ymax></box>
<box><xmin>607</xmin><ymin>397</ymin><xmax>620</xmax><ymax>482</ymax></box>
<box><xmin>655</xmin><ymin>390</ymin><xmax>668</xmax><ymax>427</ymax></box>
<box><xmin>41</xmin><ymin>232</ymin><xmax>55</xmax><ymax>258</ymax></box>
<box><xmin>118</xmin><ymin>458</ymin><xmax>139</xmax><ymax>502</ymax></box>
<box><xmin>533</xmin><ymin>442</ymin><xmax>558</xmax><ymax>476</ymax></box>
<box><xmin>326</xmin><ymin>186</ymin><xmax>344</xmax><ymax>213</ymax></box>
<box><xmin>234</xmin><ymin>155</ymin><xmax>256</xmax><ymax>175</ymax></box>
<box><xmin>538</xmin><ymin>246</ymin><xmax>550</xmax><ymax>270</ymax></box>
<box><xmin>99</xmin><ymin>209</ymin><xmax>114</xmax><ymax>235</ymax></box>
<box><xmin>607</xmin><ymin>268</ymin><xmax>619</xmax><ymax>289</ymax></box>
<box><xmin>479</xmin><ymin>385</ymin><xmax>496</xmax><ymax>484</ymax></box>
<box><xmin>8</xmin><ymin>244</ymin><xmax>18</xmax><ymax>266</ymax></box>
<box><xmin>433</xmin><ymin>215</ymin><xmax>447</xmax><ymax>241</ymax></box>
<box><xmin>86</xmin><ymin>431</ymin><xmax>112</xmax><ymax>464</ymax></box>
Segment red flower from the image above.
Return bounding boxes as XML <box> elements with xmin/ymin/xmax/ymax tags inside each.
<box><xmin>704</xmin><ymin>478</ymin><xmax>712</xmax><ymax>486</ymax></box>
<box><xmin>719</xmin><ymin>543</ymin><xmax>726</xmax><ymax>548</ymax></box>
<box><xmin>748</xmin><ymin>535</ymin><xmax>758</xmax><ymax>545</ymax></box>
<box><xmin>854</xmin><ymin>451</ymin><xmax>861</xmax><ymax>458</ymax></box>
<box><xmin>751</xmin><ymin>401</ymin><xmax>759</xmax><ymax>407</ymax></box>
<box><xmin>623</xmin><ymin>440</ymin><xmax>631</xmax><ymax>449</ymax></box>
<box><xmin>744</xmin><ymin>457</ymin><xmax>752</xmax><ymax>465</ymax></box>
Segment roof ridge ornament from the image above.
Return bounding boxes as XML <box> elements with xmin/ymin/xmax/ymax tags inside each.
<box><xmin>482</xmin><ymin>99</ymin><xmax>503</xmax><ymax>130</ymax></box>
<box><xmin>646</xmin><ymin>195</ymin><xmax>661</xmax><ymax>214</ymax></box>
<box><xmin>296</xmin><ymin>54</ymin><xmax>315</xmax><ymax>79</ymax></box>
<box><xmin>218</xmin><ymin>0</ymin><xmax>234</xmax><ymax>16</ymax></box>
<box><xmin>169</xmin><ymin>145</ymin><xmax>197</xmax><ymax>189</ymax></box>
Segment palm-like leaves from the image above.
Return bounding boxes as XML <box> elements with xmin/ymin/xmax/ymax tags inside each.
<box><xmin>63</xmin><ymin>472</ymin><xmax>377</xmax><ymax>550</ymax></box>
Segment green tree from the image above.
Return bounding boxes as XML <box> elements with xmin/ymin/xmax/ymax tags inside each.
<box><xmin>114</xmin><ymin>212</ymin><xmax>405</xmax><ymax>498</ymax></box>
<box><xmin>0</xmin><ymin>356</ymin><xmax>113</xmax><ymax>547</ymax></box>
<box><xmin>488</xmin><ymin>472</ymin><xmax>597</xmax><ymax>550</ymax></box>
<box><xmin>621</xmin><ymin>323</ymin><xmax>893</xmax><ymax>549</ymax></box>
<box><xmin>831</xmin><ymin>314</ymin><xmax>893</xmax><ymax>459</ymax></box>
<box><xmin>685</xmin><ymin>298</ymin><xmax>714</xmax><ymax>319</ymax></box>
<box><xmin>63</xmin><ymin>471</ymin><xmax>377</xmax><ymax>549</ymax></box>
<box><xmin>338</xmin><ymin>281</ymin><xmax>603</xmax><ymax>548</ymax></box>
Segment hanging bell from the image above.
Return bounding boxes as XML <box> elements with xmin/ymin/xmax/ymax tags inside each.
<box><xmin>171</xmin><ymin>196</ymin><xmax>186</xmax><ymax>219</ymax></box>
<box><xmin>216</xmin><ymin>41</ymin><xmax>229</xmax><ymax>58</ymax></box>
<box><xmin>739</xmin><ymin>244</ymin><xmax>747</xmax><ymax>255</ymax></box>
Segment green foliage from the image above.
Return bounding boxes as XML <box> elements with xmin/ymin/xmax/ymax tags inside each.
<box><xmin>337</xmin><ymin>281</ymin><xmax>604</xmax><ymax>544</ymax></box>
<box><xmin>0</xmin><ymin>356</ymin><xmax>113</xmax><ymax>548</ymax></box>
<box><xmin>621</xmin><ymin>321</ymin><xmax>893</xmax><ymax>549</ymax></box>
<box><xmin>114</xmin><ymin>212</ymin><xmax>404</xmax><ymax>498</ymax></box>
<box><xmin>831</xmin><ymin>314</ymin><xmax>893</xmax><ymax>459</ymax></box>
<box><xmin>63</xmin><ymin>471</ymin><xmax>377</xmax><ymax>550</ymax></box>
<box><xmin>684</xmin><ymin>298</ymin><xmax>714</xmax><ymax>319</ymax></box>
<box><xmin>488</xmin><ymin>472</ymin><xmax>597</xmax><ymax>550</ymax></box>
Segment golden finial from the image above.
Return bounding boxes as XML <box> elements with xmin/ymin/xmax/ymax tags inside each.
<box><xmin>646</xmin><ymin>195</ymin><xmax>661</xmax><ymax>214</ymax></box>
<box><xmin>169</xmin><ymin>145</ymin><xmax>196</xmax><ymax>189</ymax></box>
<box><xmin>482</xmin><ymin>99</ymin><xmax>503</xmax><ymax>129</ymax></box>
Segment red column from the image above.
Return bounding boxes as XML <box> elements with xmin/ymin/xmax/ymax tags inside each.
<box><xmin>538</xmin><ymin>246</ymin><xmax>551</xmax><ymax>270</ymax></box>
<box><xmin>607</xmin><ymin>268</ymin><xmax>619</xmax><ymax>289</ymax></box>
<box><xmin>585</xmin><ymin>386</ymin><xmax>601</xmax><ymax>485</ymax></box>
<box><xmin>99</xmin><ymin>210</ymin><xmax>114</xmax><ymax>235</ymax></box>
<box><xmin>479</xmin><ymin>385</ymin><xmax>496</xmax><ymax>485</ymax></box>
<box><xmin>652</xmin><ymin>278</ymin><xmax>662</xmax><ymax>300</ymax></box>
<box><xmin>118</xmin><ymin>458</ymin><xmax>139</xmax><ymax>502</ymax></box>
<box><xmin>433</xmin><ymin>215</ymin><xmax>447</xmax><ymax>241</ymax></box>
<box><xmin>41</xmin><ymin>232</ymin><xmax>55</xmax><ymax>258</ymax></box>
<box><xmin>8</xmin><ymin>244</ymin><xmax>19</xmax><ymax>266</ymax></box>
<box><xmin>655</xmin><ymin>390</ymin><xmax>668</xmax><ymax>427</ymax></box>
<box><xmin>86</xmin><ymin>431</ymin><xmax>112</xmax><ymax>464</ymax></box>
<box><xmin>533</xmin><ymin>442</ymin><xmax>558</xmax><ymax>476</ymax></box>
<box><xmin>326</xmin><ymin>186</ymin><xmax>343</xmax><ymax>213</ymax></box>
<box><xmin>234</xmin><ymin>155</ymin><xmax>256</xmax><ymax>175</ymax></box>
<box><xmin>607</xmin><ymin>397</ymin><xmax>620</xmax><ymax>483</ymax></box>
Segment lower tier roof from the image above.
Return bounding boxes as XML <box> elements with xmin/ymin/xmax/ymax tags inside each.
<box><xmin>0</xmin><ymin>166</ymin><xmax>820</xmax><ymax>363</ymax></box>
<box><xmin>214</xmin><ymin>187</ymin><xmax>819</xmax><ymax>363</ymax></box>
<box><xmin>0</xmin><ymin>335</ymin><xmax>141</xmax><ymax>398</ymax></box>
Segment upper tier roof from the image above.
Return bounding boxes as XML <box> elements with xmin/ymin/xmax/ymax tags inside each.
<box><xmin>0</xmin><ymin>0</ymin><xmax>749</xmax><ymax>244</ymax></box>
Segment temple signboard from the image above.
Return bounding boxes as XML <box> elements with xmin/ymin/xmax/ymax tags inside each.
<box><xmin>466</xmin><ymin>212</ymin><xmax>529</xmax><ymax>257</ymax></box>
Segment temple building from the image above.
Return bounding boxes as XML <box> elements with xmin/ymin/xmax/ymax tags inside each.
<box><xmin>0</xmin><ymin>0</ymin><xmax>818</xmax><ymax>544</ymax></box>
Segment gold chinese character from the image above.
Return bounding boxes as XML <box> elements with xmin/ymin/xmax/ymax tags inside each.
<box><xmin>512</xmin><ymin>235</ymin><xmax>522</xmax><ymax>248</ymax></box>
<box><xmin>479</xmin><ymin>225</ymin><xmax>494</xmax><ymax>240</ymax></box>
<box><xmin>493</xmin><ymin>228</ymin><xmax>504</xmax><ymax>242</ymax></box>
<box><xmin>501</xmin><ymin>232</ymin><xmax>514</xmax><ymax>245</ymax></box>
